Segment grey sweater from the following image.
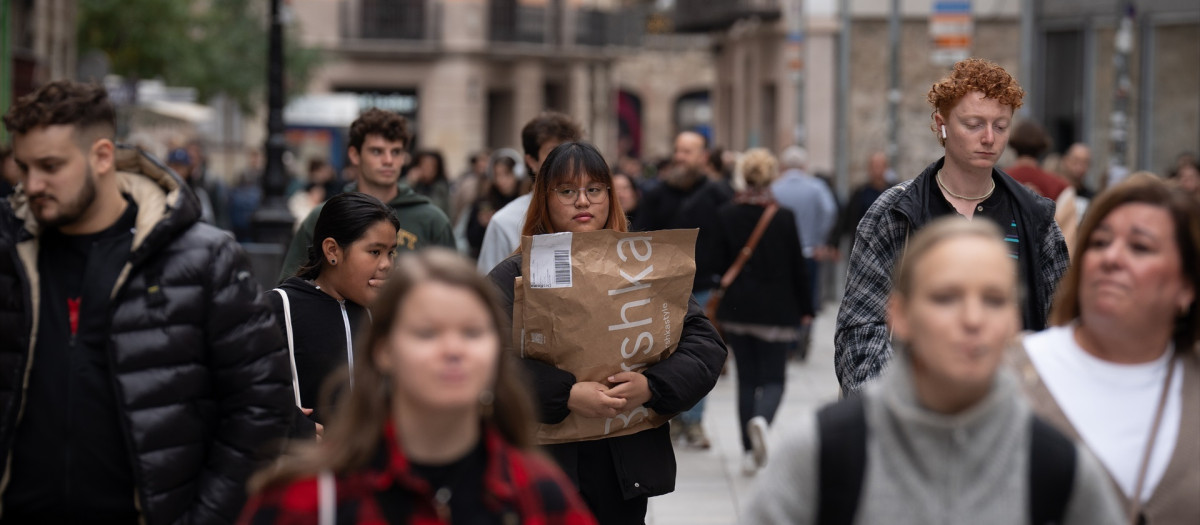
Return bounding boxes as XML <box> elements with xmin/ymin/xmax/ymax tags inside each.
<box><xmin>742</xmin><ymin>354</ymin><xmax>1123</xmax><ymax>525</ymax></box>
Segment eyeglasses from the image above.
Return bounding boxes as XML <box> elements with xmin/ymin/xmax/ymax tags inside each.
<box><xmin>553</xmin><ymin>184</ymin><xmax>610</xmax><ymax>205</ymax></box>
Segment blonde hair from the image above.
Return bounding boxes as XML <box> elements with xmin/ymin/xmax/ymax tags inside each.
<box><xmin>736</xmin><ymin>148</ymin><xmax>779</xmax><ymax>190</ymax></box>
<box><xmin>892</xmin><ymin>217</ymin><xmax>1011</xmax><ymax>298</ymax></box>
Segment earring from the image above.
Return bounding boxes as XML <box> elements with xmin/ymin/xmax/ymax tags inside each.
<box><xmin>330</xmin><ymin>259</ymin><xmax>336</xmax><ymax>265</ymax></box>
<box><xmin>479</xmin><ymin>389</ymin><xmax>495</xmax><ymax>419</ymax></box>
<box><xmin>940</xmin><ymin>125</ymin><xmax>947</xmax><ymax>139</ymax></box>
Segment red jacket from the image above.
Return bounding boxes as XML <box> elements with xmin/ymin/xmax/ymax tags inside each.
<box><xmin>1005</xmin><ymin>164</ymin><xmax>1068</xmax><ymax>200</ymax></box>
<box><xmin>239</xmin><ymin>422</ymin><xmax>597</xmax><ymax>525</ymax></box>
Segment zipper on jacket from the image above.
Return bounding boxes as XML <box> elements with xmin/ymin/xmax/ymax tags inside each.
<box><xmin>339</xmin><ymin>301</ymin><xmax>354</xmax><ymax>390</ymax></box>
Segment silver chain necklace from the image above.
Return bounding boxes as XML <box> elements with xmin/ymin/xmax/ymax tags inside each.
<box><xmin>936</xmin><ymin>169</ymin><xmax>996</xmax><ymax>201</ymax></box>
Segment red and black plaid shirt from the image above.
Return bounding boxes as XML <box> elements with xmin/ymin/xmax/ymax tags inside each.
<box><xmin>239</xmin><ymin>422</ymin><xmax>597</xmax><ymax>525</ymax></box>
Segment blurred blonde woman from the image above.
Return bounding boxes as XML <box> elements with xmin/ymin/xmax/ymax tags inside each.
<box><xmin>713</xmin><ymin>148</ymin><xmax>813</xmax><ymax>475</ymax></box>
<box><xmin>1013</xmin><ymin>173</ymin><xmax>1200</xmax><ymax>523</ymax></box>
<box><xmin>744</xmin><ymin>217</ymin><xmax>1122</xmax><ymax>524</ymax></box>
<box><xmin>240</xmin><ymin>249</ymin><xmax>596</xmax><ymax>524</ymax></box>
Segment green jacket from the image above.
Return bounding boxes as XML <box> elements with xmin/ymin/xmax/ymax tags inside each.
<box><xmin>278</xmin><ymin>182</ymin><xmax>455</xmax><ymax>282</ymax></box>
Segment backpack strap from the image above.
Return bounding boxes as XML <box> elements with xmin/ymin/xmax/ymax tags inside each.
<box><xmin>271</xmin><ymin>288</ymin><xmax>302</xmax><ymax>407</ymax></box>
<box><xmin>1029</xmin><ymin>415</ymin><xmax>1076</xmax><ymax>525</ymax></box>
<box><xmin>816</xmin><ymin>395</ymin><xmax>868</xmax><ymax>525</ymax></box>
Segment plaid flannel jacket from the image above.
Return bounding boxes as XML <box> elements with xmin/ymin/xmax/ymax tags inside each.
<box><xmin>239</xmin><ymin>423</ymin><xmax>597</xmax><ymax>525</ymax></box>
<box><xmin>834</xmin><ymin>160</ymin><xmax>1070</xmax><ymax>394</ymax></box>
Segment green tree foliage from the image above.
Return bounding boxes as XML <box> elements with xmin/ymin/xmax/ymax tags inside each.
<box><xmin>78</xmin><ymin>0</ymin><xmax>322</xmax><ymax>112</ymax></box>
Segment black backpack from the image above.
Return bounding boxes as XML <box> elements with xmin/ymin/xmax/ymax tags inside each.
<box><xmin>816</xmin><ymin>396</ymin><xmax>1076</xmax><ymax>525</ymax></box>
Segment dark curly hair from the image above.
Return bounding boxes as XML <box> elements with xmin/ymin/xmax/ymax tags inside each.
<box><xmin>520</xmin><ymin>111</ymin><xmax>583</xmax><ymax>178</ymax></box>
<box><xmin>2</xmin><ymin>80</ymin><xmax>115</xmax><ymax>142</ymax></box>
<box><xmin>349</xmin><ymin>108</ymin><xmax>411</xmax><ymax>153</ymax></box>
<box><xmin>927</xmin><ymin>58</ymin><xmax>1025</xmax><ymax>144</ymax></box>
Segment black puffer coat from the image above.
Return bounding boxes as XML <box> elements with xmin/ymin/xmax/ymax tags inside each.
<box><xmin>0</xmin><ymin>147</ymin><xmax>294</xmax><ymax>524</ymax></box>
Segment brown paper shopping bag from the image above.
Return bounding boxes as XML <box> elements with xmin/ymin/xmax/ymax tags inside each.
<box><xmin>515</xmin><ymin>229</ymin><xmax>698</xmax><ymax>444</ymax></box>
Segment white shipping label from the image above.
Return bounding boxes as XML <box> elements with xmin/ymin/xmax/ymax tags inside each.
<box><xmin>530</xmin><ymin>232</ymin><xmax>573</xmax><ymax>288</ymax></box>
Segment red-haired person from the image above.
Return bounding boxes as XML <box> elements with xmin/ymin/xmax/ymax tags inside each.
<box><xmin>835</xmin><ymin>58</ymin><xmax>1070</xmax><ymax>395</ymax></box>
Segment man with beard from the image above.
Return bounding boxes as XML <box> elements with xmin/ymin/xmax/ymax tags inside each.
<box><xmin>634</xmin><ymin>130</ymin><xmax>733</xmax><ymax>449</ymax></box>
<box><xmin>0</xmin><ymin>80</ymin><xmax>294</xmax><ymax>524</ymax></box>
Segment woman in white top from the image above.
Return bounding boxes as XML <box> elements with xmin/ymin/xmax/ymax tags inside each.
<box><xmin>1014</xmin><ymin>172</ymin><xmax>1200</xmax><ymax>524</ymax></box>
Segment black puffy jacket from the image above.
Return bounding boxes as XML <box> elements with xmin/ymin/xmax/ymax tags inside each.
<box><xmin>0</xmin><ymin>147</ymin><xmax>294</xmax><ymax>524</ymax></box>
<box><xmin>488</xmin><ymin>254</ymin><xmax>727</xmax><ymax>500</ymax></box>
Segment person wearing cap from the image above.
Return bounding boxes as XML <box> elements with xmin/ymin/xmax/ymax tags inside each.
<box><xmin>166</xmin><ymin>146</ymin><xmax>219</xmax><ymax>225</ymax></box>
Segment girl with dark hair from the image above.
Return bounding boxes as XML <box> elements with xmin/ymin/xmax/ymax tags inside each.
<box><xmin>486</xmin><ymin>141</ymin><xmax>726</xmax><ymax>524</ymax></box>
<box><xmin>611</xmin><ymin>172</ymin><xmax>642</xmax><ymax>229</ymax></box>
<box><xmin>466</xmin><ymin>156</ymin><xmax>520</xmax><ymax>258</ymax></box>
<box><xmin>407</xmin><ymin>149</ymin><xmax>452</xmax><ymax>217</ymax></box>
<box><xmin>242</xmin><ymin>249</ymin><xmax>597</xmax><ymax>524</ymax></box>
<box><xmin>268</xmin><ymin>192</ymin><xmax>400</xmax><ymax>438</ymax></box>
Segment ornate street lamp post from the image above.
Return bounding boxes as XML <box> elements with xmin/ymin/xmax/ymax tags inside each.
<box><xmin>251</xmin><ymin>0</ymin><xmax>294</xmax><ymax>247</ymax></box>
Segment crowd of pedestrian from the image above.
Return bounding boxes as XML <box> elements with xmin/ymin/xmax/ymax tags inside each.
<box><xmin>2</xmin><ymin>51</ymin><xmax>1198</xmax><ymax>525</ymax></box>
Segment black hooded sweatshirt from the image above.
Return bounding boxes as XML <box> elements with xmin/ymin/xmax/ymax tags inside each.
<box><xmin>266</xmin><ymin>277</ymin><xmax>369</xmax><ymax>437</ymax></box>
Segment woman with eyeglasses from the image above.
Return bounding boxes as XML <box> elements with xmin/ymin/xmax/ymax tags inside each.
<box><xmin>487</xmin><ymin>142</ymin><xmax>727</xmax><ymax>525</ymax></box>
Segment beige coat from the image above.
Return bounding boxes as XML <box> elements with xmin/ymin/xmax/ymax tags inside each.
<box><xmin>1010</xmin><ymin>341</ymin><xmax>1200</xmax><ymax>524</ymax></box>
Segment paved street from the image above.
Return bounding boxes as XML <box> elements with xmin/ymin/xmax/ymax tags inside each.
<box><xmin>646</xmin><ymin>306</ymin><xmax>842</xmax><ymax>525</ymax></box>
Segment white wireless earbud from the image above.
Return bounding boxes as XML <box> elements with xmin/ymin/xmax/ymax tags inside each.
<box><xmin>940</xmin><ymin>125</ymin><xmax>947</xmax><ymax>139</ymax></box>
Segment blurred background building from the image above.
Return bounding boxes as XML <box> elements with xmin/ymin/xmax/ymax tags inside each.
<box><xmin>287</xmin><ymin>0</ymin><xmax>715</xmax><ymax>177</ymax></box>
<box><xmin>1</xmin><ymin>0</ymin><xmax>79</xmax><ymax>143</ymax></box>
<box><xmin>0</xmin><ymin>0</ymin><xmax>1196</xmax><ymax>192</ymax></box>
<box><xmin>673</xmin><ymin>0</ymin><xmax>1198</xmax><ymax>191</ymax></box>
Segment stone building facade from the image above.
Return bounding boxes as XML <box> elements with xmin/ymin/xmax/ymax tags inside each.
<box><xmin>289</xmin><ymin>0</ymin><xmax>715</xmax><ymax>177</ymax></box>
<box><xmin>675</xmin><ymin>0</ymin><xmax>1198</xmax><ymax>192</ymax></box>
<box><xmin>1034</xmin><ymin>0</ymin><xmax>1199</xmax><ymax>184</ymax></box>
<box><xmin>2</xmin><ymin>0</ymin><xmax>77</xmax><ymax>125</ymax></box>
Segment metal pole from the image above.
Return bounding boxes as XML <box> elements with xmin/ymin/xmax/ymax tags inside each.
<box><xmin>1</xmin><ymin>0</ymin><xmax>11</xmax><ymax>144</ymax></box>
<box><xmin>834</xmin><ymin>0</ymin><xmax>851</xmax><ymax>300</ymax></box>
<box><xmin>836</xmin><ymin>0</ymin><xmax>850</xmax><ymax>202</ymax></box>
<box><xmin>1018</xmin><ymin>0</ymin><xmax>1035</xmax><ymax>118</ymax></box>
<box><xmin>1107</xmin><ymin>1</ymin><xmax>1135</xmax><ymax>189</ymax></box>
<box><xmin>789</xmin><ymin>0</ymin><xmax>806</xmax><ymax>148</ymax></box>
<box><xmin>252</xmin><ymin>0</ymin><xmax>295</xmax><ymax>247</ymax></box>
<box><xmin>886</xmin><ymin>0</ymin><xmax>900</xmax><ymax>169</ymax></box>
